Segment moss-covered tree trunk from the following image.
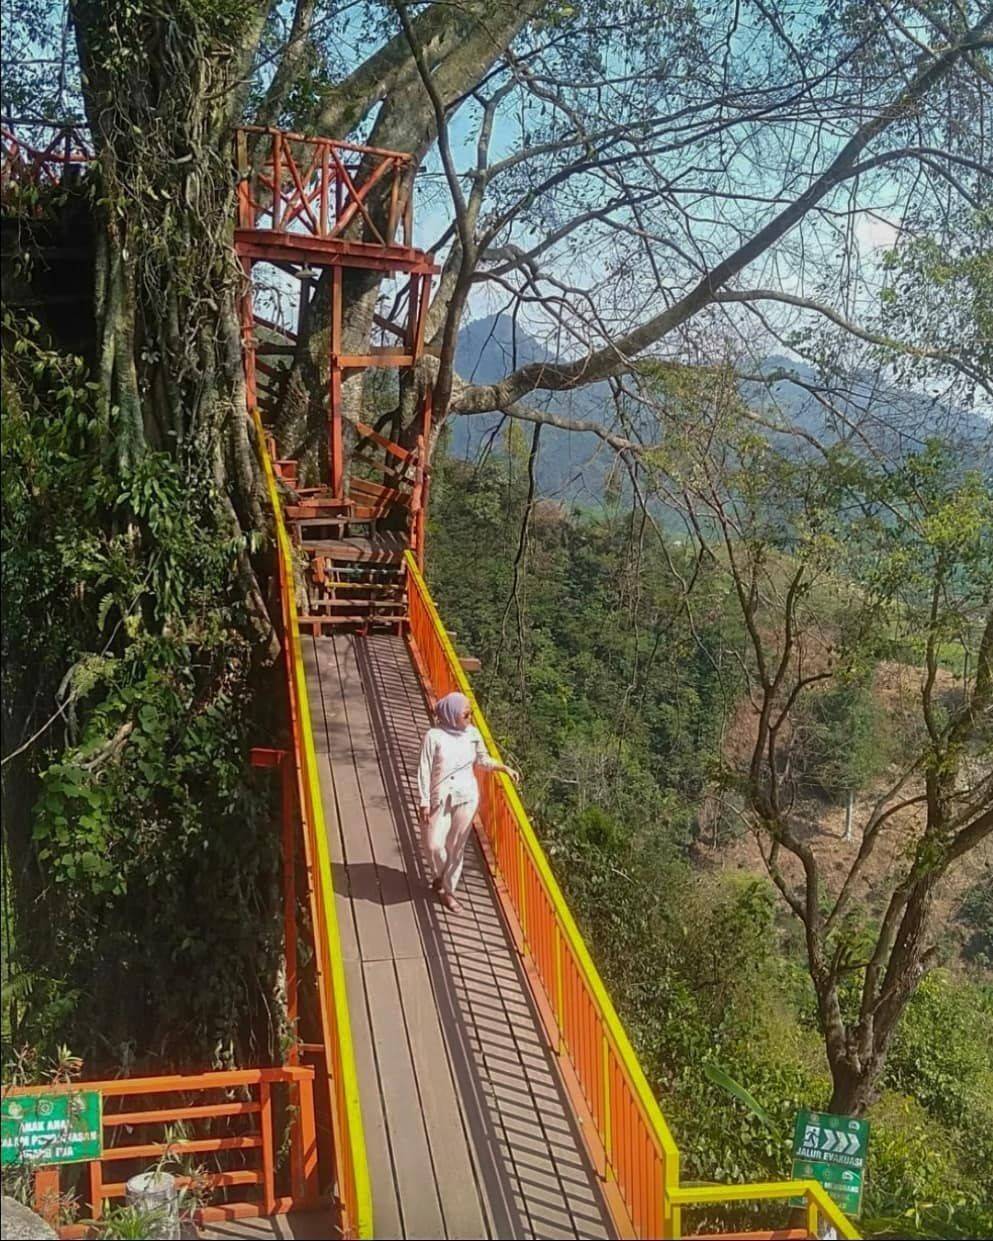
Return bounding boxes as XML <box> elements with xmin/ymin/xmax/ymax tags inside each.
<box><xmin>73</xmin><ymin>0</ymin><xmax>269</xmax><ymax>608</ymax></box>
<box><xmin>2</xmin><ymin>1</ymin><xmax>284</xmax><ymax>1070</ymax></box>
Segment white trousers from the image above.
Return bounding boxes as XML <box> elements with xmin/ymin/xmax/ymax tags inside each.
<box><xmin>422</xmin><ymin>794</ymin><xmax>478</xmax><ymax>895</ymax></box>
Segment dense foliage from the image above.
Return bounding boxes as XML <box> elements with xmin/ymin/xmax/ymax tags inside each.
<box><xmin>0</xmin><ymin>5</ymin><xmax>988</xmax><ymax>1236</ymax></box>
<box><xmin>1</xmin><ymin>316</ymin><xmax>282</xmax><ymax>1070</ymax></box>
<box><xmin>426</xmin><ymin>440</ymin><xmax>993</xmax><ymax>1238</ymax></box>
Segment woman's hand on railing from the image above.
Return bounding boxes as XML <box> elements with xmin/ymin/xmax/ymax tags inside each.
<box><xmin>497</xmin><ymin>763</ymin><xmax>521</xmax><ymax>784</ymax></box>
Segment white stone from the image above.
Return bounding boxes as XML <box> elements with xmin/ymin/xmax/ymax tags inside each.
<box><xmin>1</xmin><ymin>1195</ymin><xmax>58</xmax><ymax>1240</ymax></box>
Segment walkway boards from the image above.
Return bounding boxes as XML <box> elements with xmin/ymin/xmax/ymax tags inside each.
<box><xmin>302</xmin><ymin>634</ymin><xmax>615</xmax><ymax>1241</ymax></box>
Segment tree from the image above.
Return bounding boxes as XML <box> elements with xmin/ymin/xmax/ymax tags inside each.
<box><xmin>6</xmin><ymin>2</ymin><xmax>990</xmax><ymax>472</ymax></box>
<box><xmin>647</xmin><ymin>394</ymin><xmax>992</xmax><ymax>1116</ymax></box>
<box><xmin>800</xmin><ymin>682</ymin><xmax>890</xmax><ymax>839</ymax></box>
<box><xmin>2</xmin><ymin>1</ymin><xmax>984</xmax><ymax>636</ymax></box>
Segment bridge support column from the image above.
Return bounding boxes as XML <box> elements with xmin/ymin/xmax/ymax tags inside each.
<box><xmin>329</xmin><ymin>265</ymin><xmax>344</xmax><ymax>497</ymax></box>
<box><xmin>240</xmin><ymin>255</ymin><xmax>257</xmax><ymax>412</ymax></box>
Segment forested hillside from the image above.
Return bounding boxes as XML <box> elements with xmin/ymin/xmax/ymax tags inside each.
<box><xmin>427</xmin><ymin>435</ymin><xmax>993</xmax><ymax>1238</ymax></box>
<box><xmin>2</xmin><ymin>1</ymin><xmax>991</xmax><ymax>1236</ymax></box>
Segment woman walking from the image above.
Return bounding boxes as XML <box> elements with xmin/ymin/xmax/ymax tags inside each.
<box><xmin>418</xmin><ymin>691</ymin><xmax>520</xmax><ymax>912</ymax></box>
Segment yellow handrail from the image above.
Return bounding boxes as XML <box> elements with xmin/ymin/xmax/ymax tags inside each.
<box><xmin>404</xmin><ymin>550</ymin><xmax>860</xmax><ymax>1241</ymax></box>
<box><xmin>670</xmin><ymin>1181</ymin><xmax>861</xmax><ymax>1239</ymax></box>
<box><xmin>254</xmin><ymin>411</ymin><xmax>373</xmax><ymax>1239</ymax></box>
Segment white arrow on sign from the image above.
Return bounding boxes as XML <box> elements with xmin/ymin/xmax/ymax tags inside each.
<box><xmin>821</xmin><ymin>1130</ymin><xmax>838</xmax><ymax>1152</ymax></box>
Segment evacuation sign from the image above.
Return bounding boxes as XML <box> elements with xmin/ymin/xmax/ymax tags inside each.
<box><xmin>791</xmin><ymin>1108</ymin><xmax>868</xmax><ymax>1218</ymax></box>
<box><xmin>1</xmin><ymin>1091</ymin><xmax>102</xmax><ymax>1166</ymax></box>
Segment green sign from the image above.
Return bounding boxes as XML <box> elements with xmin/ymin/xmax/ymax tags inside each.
<box><xmin>1</xmin><ymin>1091</ymin><xmax>102</xmax><ymax>1166</ymax></box>
<box><xmin>791</xmin><ymin>1108</ymin><xmax>868</xmax><ymax>1218</ymax></box>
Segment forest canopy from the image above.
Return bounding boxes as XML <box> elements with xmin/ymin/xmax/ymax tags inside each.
<box><xmin>1</xmin><ymin>2</ymin><xmax>990</xmax><ymax>1237</ymax></box>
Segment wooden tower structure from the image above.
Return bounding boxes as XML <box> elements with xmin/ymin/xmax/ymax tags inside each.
<box><xmin>234</xmin><ymin>127</ymin><xmax>438</xmax><ymax>633</ymax></box>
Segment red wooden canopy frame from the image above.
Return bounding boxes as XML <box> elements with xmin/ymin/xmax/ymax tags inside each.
<box><xmin>234</xmin><ymin>126</ymin><xmax>437</xmax><ymax>502</ymax></box>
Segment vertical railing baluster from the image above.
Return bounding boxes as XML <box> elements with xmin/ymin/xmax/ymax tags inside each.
<box><xmin>271</xmin><ymin>131</ymin><xmax>282</xmax><ymax>231</ymax></box>
<box><xmin>259</xmin><ymin>1080</ymin><xmax>276</xmax><ymax>1215</ymax></box>
<box><xmin>33</xmin><ymin>1167</ymin><xmax>60</xmax><ymax>1229</ymax></box>
<box><xmin>387</xmin><ymin>158</ymin><xmax>400</xmax><ymax>242</ymax></box>
<box><xmin>90</xmin><ymin>1158</ymin><xmax>104</xmax><ymax>1220</ymax></box>
<box><xmin>320</xmin><ymin>142</ymin><xmax>330</xmax><ymax>236</ymax></box>
<box><xmin>554</xmin><ymin>922</ymin><xmax>564</xmax><ymax>1053</ymax></box>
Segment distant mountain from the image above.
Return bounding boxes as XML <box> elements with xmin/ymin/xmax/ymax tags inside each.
<box><xmin>450</xmin><ymin>314</ymin><xmax>991</xmax><ymax>499</ymax></box>
<box><xmin>744</xmin><ymin>354</ymin><xmax>991</xmax><ymax>460</ymax></box>
<box><xmin>452</xmin><ymin>315</ymin><xmax>615</xmax><ymax>502</ymax></box>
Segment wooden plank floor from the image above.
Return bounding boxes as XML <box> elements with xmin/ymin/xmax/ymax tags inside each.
<box><xmin>203</xmin><ymin>1209</ymin><xmax>335</xmax><ymax>1239</ymax></box>
<box><xmin>301</xmin><ymin>633</ymin><xmax>615</xmax><ymax>1241</ymax></box>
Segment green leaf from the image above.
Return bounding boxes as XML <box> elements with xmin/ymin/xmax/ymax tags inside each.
<box><xmin>702</xmin><ymin>1064</ymin><xmax>779</xmax><ymax>1135</ymax></box>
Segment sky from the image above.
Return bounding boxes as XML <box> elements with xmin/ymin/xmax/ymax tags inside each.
<box><xmin>2</xmin><ymin>0</ymin><xmax>984</xmax><ymax>412</ymax></box>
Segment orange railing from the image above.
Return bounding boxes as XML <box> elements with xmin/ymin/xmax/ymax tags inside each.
<box><xmin>5</xmin><ymin>1066</ymin><xmax>317</xmax><ymax>1235</ymax></box>
<box><xmin>253</xmin><ymin>410</ymin><xmax>373</xmax><ymax>1238</ymax></box>
<box><xmin>236</xmin><ymin>127</ymin><xmax>413</xmax><ymax>248</ymax></box>
<box><xmin>1</xmin><ymin>123</ymin><xmax>93</xmax><ymax>193</ymax></box>
<box><xmin>405</xmin><ymin>551</ymin><xmax>681</xmax><ymax>1237</ymax></box>
<box><xmin>404</xmin><ymin>552</ymin><xmax>860</xmax><ymax>1241</ymax></box>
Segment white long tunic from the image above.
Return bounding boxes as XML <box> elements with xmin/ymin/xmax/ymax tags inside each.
<box><xmin>417</xmin><ymin>725</ymin><xmax>499</xmax><ymax>811</ymax></box>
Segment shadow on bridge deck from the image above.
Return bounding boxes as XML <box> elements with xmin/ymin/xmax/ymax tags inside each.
<box><xmin>298</xmin><ymin>633</ymin><xmax>615</xmax><ymax>1241</ymax></box>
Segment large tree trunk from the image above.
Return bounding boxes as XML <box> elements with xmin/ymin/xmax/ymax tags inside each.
<box><xmin>73</xmin><ymin>1</ymin><xmax>268</xmax><ymax>564</ymax></box>
<box><xmin>277</xmin><ymin>0</ymin><xmax>540</xmax><ymax>470</ymax></box>
<box><xmin>827</xmin><ymin>1068</ymin><xmax>877</xmax><ymax>1118</ymax></box>
<box><xmin>0</xmin><ymin>1</ymin><xmax>284</xmax><ymax>1069</ymax></box>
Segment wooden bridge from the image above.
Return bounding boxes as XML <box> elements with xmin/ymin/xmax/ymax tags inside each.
<box><xmin>2</xmin><ymin>125</ymin><xmax>858</xmax><ymax>1241</ymax></box>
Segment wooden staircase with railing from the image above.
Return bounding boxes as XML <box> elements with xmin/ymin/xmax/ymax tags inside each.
<box><xmin>268</xmin><ymin>419</ymin><xmax>426</xmax><ymax>635</ymax></box>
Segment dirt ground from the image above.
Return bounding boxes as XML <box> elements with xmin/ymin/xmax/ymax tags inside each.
<box><xmin>694</xmin><ymin>659</ymin><xmax>992</xmax><ymax>961</ymax></box>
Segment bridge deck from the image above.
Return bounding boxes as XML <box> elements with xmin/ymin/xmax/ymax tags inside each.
<box><xmin>301</xmin><ymin>633</ymin><xmax>614</xmax><ymax>1241</ymax></box>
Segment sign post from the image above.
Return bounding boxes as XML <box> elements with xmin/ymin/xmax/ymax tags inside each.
<box><xmin>1</xmin><ymin>1091</ymin><xmax>102</xmax><ymax>1167</ymax></box>
<box><xmin>791</xmin><ymin>1107</ymin><xmax>868</xmax><ymax>1219</ymax></box>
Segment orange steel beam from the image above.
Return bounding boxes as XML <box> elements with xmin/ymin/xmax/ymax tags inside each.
<box><xmin>6</xmin><ymin>1066</ymin><xmax>314</xmax><ymax>1097</ymax></box>
<box><xmin>330</xmin><ymin>266</ymin><xmax>344</xmax><ymax>497</ymax></box>
<box><xmin>237</xmin><ymin>125</ymin><xmax>414</xmax><ymax>164</ymax></box>
<box><xmin>340</xmin><ymin>352</ymin><xmax>415</xmax><ymax>367</ymax></box>
<box><xmin>352</xmin><ymin>420</ymin><xmax>411</xmax><ymax>461</ymax></box>
<box><xmin>233</xmin><ymin>230</ymin><xmax>437</xmax><ymax>274</ymax></box>
<box><xmin>100</xmin><ymin>1135</ymin><xmax>262</xmax><ymax>1161</ymax></box>
<box><xmin>104</xmin><ymin>1101</ymin><xmax>261</xmax><ymax>1126</ymax></box>
<box><xmin>250</xmin><ymin>746</ymin><xmax>286</xmax><ymax>767</ymax></box>
<box><xmin>250</xmin><ymin>746</ymin><xmax>299</xmax><ymax>1062</ymax></box>
<box><xmin>240</xmin><ymin>256</ymin><xmax>258</xmax><ymax>413</ymax></box>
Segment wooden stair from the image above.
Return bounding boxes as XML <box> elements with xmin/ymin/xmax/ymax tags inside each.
<box><xmin>299</xmin><ymin>533</ymin><xmax>406</xmax><ymax>564</ymax></box>
<box><xmin>264</xmin><ymin>415</ymin><xmax>421</xmax><ymax>634</ymax></box>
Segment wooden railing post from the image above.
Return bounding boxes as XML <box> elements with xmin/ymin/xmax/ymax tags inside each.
<box><xmin>90</xmin><ymin>1159</ymin><xmax>104</xmax><ymax>1220</ymax></box>
<box><xmin>33</xmin><ymin>1166</ymin><xmax>60</xmax><ymax>1228</ymax></box>
<box><xmin>271</xmin><ymin>130</ymin><xmax>282</xmax><ymax>231</ymax></box>
<box><xmin>259</xmin><ymin>1081</ymin><xmax>276</xmax><ymax>1216</ymax></box>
